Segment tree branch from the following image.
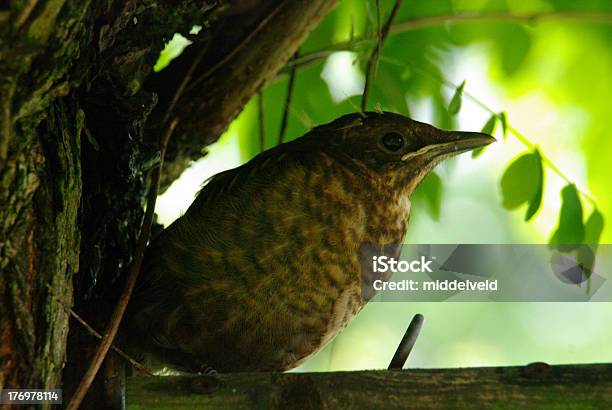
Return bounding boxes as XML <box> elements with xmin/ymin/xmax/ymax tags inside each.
<box><xmin>287</xmin><ymin>10</ymin><xmax>612</xmax><ymax>72</ymax></box>
<box><xmin>127</xmin><ymin>363</ymin><xmax>612</xmax><ymax>409</ymax></box>
<box><xmin>148</xmin><ymin>0</ymin><xmax>340</xmax><ymax>175</ymax></box>
<box><xmin>186</xmin><ymin>1</ymin><xmax>290</xmax><ymax>93</ymax></box>
<box><xmin>391</xmin><ymin>9</ymin><xmax>612</xmax><ymax>33</ymax></box>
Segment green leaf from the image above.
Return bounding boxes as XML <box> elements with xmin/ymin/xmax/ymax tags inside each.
<box><xmin>577</xmin><ymin>245</ymin><xmax>596</xmax><ymax>279</ymax></box>
<box><xmin>448</xmin><ymin>80</ymin><xmax>466</xmax><ymax>115</ymax></box>
<box><xmin>576</xmin><ymin>209</ymin><xmax>605</xmax><ymax>278</ymax></box>
<box><xmin>500</xmin><ymin>150</ymin><xmax>543</xmax><ymax>220</ymax></box>
<box><xmin>481</xmin><ymin>114</ymin><xmax>498</xmax><ymax>135</ymax></box>
<box><xmin>471</xmin><ymin>147</ymin><xmax>485</xmax><ymax>158</ymax></box>
<box><xmin>472</xmin><ymin>114</ymin><xmax>497</xmax><ymax>158</ymax></box>
<box><xmin>414</xmin><ymin>172</ymin><xmax>442</xmax><ymax>220</ymax></box>
<box><xmin>496</xmin><ymin>24</ymin><xmax>533</xmax><ymax>76</ymax></box>
<box><xmin>549</xmin><ymin>184</ymin><xmax>585</xmax><ymax>252</ymax></box>
<box><xmin>499</xmin><ymin>112</ymin><xmax>509</xmax><ymax>140</ymax></box>
<box><xmin>524</xmin><ymin>149</ymin><xmax>544</xmax><ymax>221</ymax></box>
<box><xmin>583</xmin><ymin>208</ymin><xmax>605</xmax><ymax>245</ymax></box>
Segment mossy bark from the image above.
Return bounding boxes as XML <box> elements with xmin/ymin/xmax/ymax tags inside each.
<box><xmin>0</xmin><ymin>1</ymin><xmax>338</xmax><ymax>407</ymax></box>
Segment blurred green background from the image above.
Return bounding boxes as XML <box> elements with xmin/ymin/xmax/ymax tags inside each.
<box><xmin>154</xmin><ymin>0</ymin><xmax>612</xmax><ymax>370</ymax></box>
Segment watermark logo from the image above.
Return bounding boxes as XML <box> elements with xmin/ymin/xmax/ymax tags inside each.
<box><xmin>360</xmin><ymin>244</ymin><xmax>608</xmax><ymax>302</ymax></box>
<box><xmin>372</xmin><ymin>255</ymin><xmax>435</xmax><ymax>273</ymax></box>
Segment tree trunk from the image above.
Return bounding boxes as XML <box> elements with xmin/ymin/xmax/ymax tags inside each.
<box><xmin>0</xmin><ymin>1</ymin><xmax>338</xmax><ymax>407</ymax></box>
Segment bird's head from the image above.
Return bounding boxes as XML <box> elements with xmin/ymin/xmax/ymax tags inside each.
<box><xmin>309</xmin><ymin>112</ymin><xmax>495</xmax><ymax>193</ymax></box>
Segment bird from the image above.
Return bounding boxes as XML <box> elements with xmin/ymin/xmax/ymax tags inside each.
<box><xmin>124</xmin><ymin>111</ymin><xmax>495</xmax><ymax>373</ymax></box>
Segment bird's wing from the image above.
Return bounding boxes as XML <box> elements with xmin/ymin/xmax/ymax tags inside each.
<box><xmin>188</xmin><ymin>136</ymin><xmax>322</xmax><ymax>213</ymax></box>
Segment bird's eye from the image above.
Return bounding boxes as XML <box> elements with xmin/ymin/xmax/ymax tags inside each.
<box><xmin>381</xmin><ymin>132</ymin><xmax>405</xmax><ymax>152</ymax></box>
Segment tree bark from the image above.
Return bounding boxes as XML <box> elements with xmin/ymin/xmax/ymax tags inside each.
<box><xmin>127</xmin><ymin>363</ymin><xmax>612</xmax><ymax>409</ymax></box>
<box><xmin>0</xmin><ymin>0</ymin><xmax>338</xmax><ymax>406</ymax></box>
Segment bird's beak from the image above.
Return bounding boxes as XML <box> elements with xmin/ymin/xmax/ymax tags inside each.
<box><xmin>401</xmin><ymin>131</ymin><xmax>496</xmax><ymax>162</ymax></box>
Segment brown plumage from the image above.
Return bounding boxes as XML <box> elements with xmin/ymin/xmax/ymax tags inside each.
<box><xmin>124</xmin><ymin>112</ymin><xmax>494</xmax><ymax>372</ymax></box>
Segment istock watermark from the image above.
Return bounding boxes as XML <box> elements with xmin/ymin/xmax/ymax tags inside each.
<box><xmin>372</xmin><ymin>255</ymin><xmax>435</xmax><ymax>273</ymax></box>
<box><xmin>359</xmin><ymin>244</ymin><xmax>610</xmax><ymax>302</ymax></box>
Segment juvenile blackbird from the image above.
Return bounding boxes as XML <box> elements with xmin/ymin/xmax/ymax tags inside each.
<box><xmin>125</xmin><ymin>112</ymin><xmax>494</xmax><ymax>372</ymax></box>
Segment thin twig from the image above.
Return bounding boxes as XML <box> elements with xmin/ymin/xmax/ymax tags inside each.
<box><xmin>0</xmin><ymin>83</ymin><xmax>13</xmax><ymax>164</ymax></box>
<box><xmin>66</xmin><ymin>118</ymin><xmax>178</xmax><ymax>410</ymax></box>
<box><xmin>13</xmin><ymin>0</ymin><xmax>38</xmax><ymax>29</ymax></box>
<box><xmin>186</xmin><ymin>0</ymin><xmax>288</xmax><ymax>93</ymax></box>
<box><xmin>380</xmin><ymin>55</ymin><xmax>598</xmax><ymax>207</ymax></box>
<box><xmin>361</xmin><ymin>0</ymin><xmax>402</xmax><ymax>112</ymax></box>
<box><xmin>375</xmin><ymin>0</ymin><xmax>382</xmax><ymax>54</ymax></box>
<box><xmin>258</xmin><ymin>92</ymin><xmax>265</xmax><ymax>153</ymax></box>
<box><xmin>372</xmin><ymin>0</ymin><xmax>382</xmax><ymax>98</ymax></box>
<box><xmin>285</xmin><ymin>10</ymin><xmax>612</xmax><ymax>72</ymax></box>
<box><xmin>46</xmin><ymin>285</ymin><xmax>153</xmax><ymax>375</ymax></box>
<box><xmin>291</xmin><ymin>107</ymin><xmax>315</xmax><ymax>129</ymax></box>
<box><xmin>388</xmin><ymin>314</ymin><xmax>424</xmax><ymax>370</ymax></box>
<box><xmin>162</xmin><ymin>46</ymin><xmax>207</xmax><ymax>125</ymax></box>
<box><xmin>391</xmin><ymin>10</ymin><xmax>612</xmax><ymax>33</ymax></box>
<box><xmin>344</xmin><ymin>93</ymin><xmax>366</xmax><ymax>117</ymax></box>
<box><xmin>283</xmin><ymin>40</ymin><xmax>372</xmax><ymax>72</ymax></box>
<box><xmin>278</xmin><ymin>51</ymin><xmax>299</xmax><ymax>144</ymax></box>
